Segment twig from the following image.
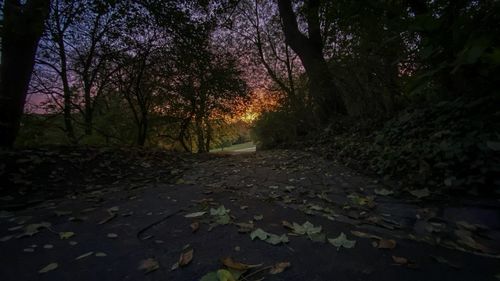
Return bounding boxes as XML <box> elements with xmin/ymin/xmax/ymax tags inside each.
<box><xmin>136</xmin><ymin>209</ymin><xmax>184</xmax><ymax>240</ymax></box>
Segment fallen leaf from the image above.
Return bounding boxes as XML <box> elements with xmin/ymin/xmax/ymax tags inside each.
<box><xmin>309</xmin><ymin>204</ymin><xmax>323</xmax><ymax>211</ymax></box>
<box><xmin>328</xmin><ymin>232</ymin><xmax>356</xmax><ymax>250</ymax></box>
<box><xmin>190</xmin><ymin>222</ymin><xmax>200</xmax><ymax>232</ymax></box>
<box><xmin>392</xmin><ymin>255</ymin><xmax>408</xmax><ymax>265</ymax></box>
<box><xmin>282</xmin><ymin>220</ymin><xmax>294</xmax><ymax>229</ymax></box>
<box><xmin>221</xmin><ymin>257</ymin><xmax>262</xmax><ymax>271</ymax></box>
<box><xmin>350</xmin><ymin>230</ymin><xmax>382</xmax><ymax>240</ymax></box>
<box><xmin>210</xmin><ymin>206</ymin><xmax>230</xmax><ymax>216</ymax></box>
<box><xmin>377</xmin><ymin>239</ymin><xmax>397</xmax><ymax>249</ymax></box>
<box><xmin>138</xmin><ymin>258</ymin><xmax>159</xmax><ymax>273</ymax></box>
<box><xmin>184</xmin><ymin>211</ymin><xmax>206</xmax><ymax>218</ymax></box>
<box><xmin>250</xmin><ymin>228</ymin><xmax>288</xmax><ymax>245</ymax></box>
<box><xmin>409</xmin><ymin>188</ymin><xmax>430</xmax><ymax>198</ymax></box>
<box><xmin>76</xmin><ymin>251</ymin><xmax>94</xmax><ymax>260</ymax></box>
<box><xmin>431</xmin><ymin>256</ymin><xmax>460</xmax><ymax>269</ymax></box>
<box><xmin>38</xmin><ymin>262</ymin><xmax>58</xmax><ymax>273</ymax></box>
<box><xmin>17</xmin><ymin>222</ymin><xmax>51</xmax><ymax>237</ymax></box>
<box><xmin>265</xmin><ymin>234</ymin><xmax>289</xmax><ymax>245</ymax></box>
<box><xmin>0</xmin><ymin>210</ymin><xmax>14</xmax><ymax>218</ymax></box>
<box><xmin>253</xmin><ymin>215</ymin><xmax>263</xmax><ymax>221</ymax></box>
<box><xmin>235</xmin><ymin>222</ymin><xmax>254</xmax><ymax>233</ymax></box>
<box><xmin>454</xmin><ymin>229</ymin><xmax>490</xmax><ymax>252</ymax></box>
<box><xmin>250</xmin><ymin>228</ymin><xmax>268</xmax><ymax>240</ymax></box>
<box><xmin>98</xmin><ymin>213</ymin><xmax>116</xmax><ymax>224</ymax></box>
<box><xmin>217</xmin><ymin>269</ymin><xmax>236</xmax><ymax>281</ymax></box>
<box><xmin>308</xmin><ymin>232</ymin><xmax>326</xmax><ymax>243</ymax></box>
<box><xmin>95</xmin><ymin>252</ymin><xmax>107</xmax><ymax>257</ymax></box>
<box><xmin>54</xmin><ymin>210</ymin><xmax>72</xmax><ymax>216</ymax></box>
<box><xmin>270</xmin><ymin>261</ymin><xmax>291</xmax><ymax>274</ymax></box>
<box><xmin>456</xmin><ymin>221</ymin><xmax>488</xmax><ymax>231</ymax></box>
<box><xmin>178</xmin><ymin>249</ymin><xmax>193</xmax><ymax>267</ymax></box>
<box><xmin>9</xmin><ymin>225</ymin><xmax>23</xmax><ymax>231</ymax></box>
<box><xmin>0</xmin><ymin>235</ymin><xmax>13</xmax><ymax>242</ymax></box>
<box><xmin>59</xmin><ymin>232</ymin><xmax>75</xmax><ymax>239</ymax></box>
<box><xmin>374</xmin><ymin>188</ymin><xmax>394</xmax><ymax>196</ymax></box>
<box><xmin>200</xmin><ymin>272</ymin><xmax>218</xmax><ymax>281</ymax></box>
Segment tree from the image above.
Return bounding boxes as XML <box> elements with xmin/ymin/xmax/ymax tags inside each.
<box><xmin>36</xmin><ymin>0</ymin><xmax>84</xmax><ymax>143</ymax></box>
<box><xmin>166</xmin><ymin>27</ymin><xmax>249</xmax><ymax>153</ymax></box>
<box><xmin>0</xmin><ymin>0</ymin><xmax>51</xmax><ymax>147</ymax></box>
<box><xmin>277</xmin><ymin>0</ymin><xmax>346</xmax><ymax>120</ymax></box>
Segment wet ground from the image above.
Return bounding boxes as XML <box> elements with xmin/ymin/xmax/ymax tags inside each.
<box><xmin>1</xmin><ymin>149</ymin><xmax>499</xmax><ymax>280</ymax></box>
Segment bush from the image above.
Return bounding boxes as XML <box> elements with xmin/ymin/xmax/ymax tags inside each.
<box><xmin>324</xmin><ymin>96</ymin><xmax>500</xmax><ymax>193</ymax></box>
<box><xmin>251</xmin><ymin>110</ymin><xmax>296</xmax><ymax>149</ymax></box>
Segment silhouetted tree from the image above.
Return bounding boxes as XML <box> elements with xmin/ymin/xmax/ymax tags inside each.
<box><xmin>0</xmin><ymin>0</ymin><xmax>51</xmax><ymax>147</ymax></box>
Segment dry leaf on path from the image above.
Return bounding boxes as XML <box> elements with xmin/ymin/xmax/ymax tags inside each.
<box><xmin>221</xmin><ymin>257</ymin><xmax>262</xmax><ymax>271</ymax></box>
<box><xmin>409</xmin><ymin>188</ymin><xmax>430</xmax><ymax>198</ymax></box>
<box><xmin>190</xmin><ymin>222</ymin><xmax>200</xmax><ymax>232</ymax></box>
<box><xmin>138</xmin><ymin>258</ymin><xmax>159</xmax><ymax>273</ymax></box>
<box><xmin>350</xmin><ymin>230</ymin><xmax>382</xmax><ymax>240</ymax></box>
<box><xmin>38</xmin><ymin>262</ymin><xmax>58</xmax><ymax>273</ymax></box>
<box><xmin>59</xmin><ymin>232</ymin><xmax>75</xmax><ymax>239</ymax></box>
<box><xmin>377</xmin><ymin>239</ymin><xmax>397</xmax><ymax>249</ymax></box>
<box><xmin>76</xmin><ymin>251</ymin><xmax>94</xmax><ymax>260</ymax></box>
<box><xmin>179</xmin><ymin>249</ymin><xmax>194</xmax><ymax>267</ymax></box>
<box><xmin>184</xmin><ymin>211</ymin><xmax>206</xmax><ymax>218</ymax></box>
<box><xmin>270</xmin><ymin>262</ymin><xmax>291</xmax><ymax>274</ymax></box>
<box><xmin>328</xmin><ymin>232</ymin><xmax>356</xmax><ymax>250</ymax></box>
<box><xmin>17</xmin><ymin>222</ymin><xmax>51</xmax><ymax>238</ymax></box>
<box><xmin>374</xmin><ymin>189</ymin><xmax>394</xmax><ymax>196</ymax></box>
<box><xmin>392</xmin><ymin>256</ymin><xmax>408</xmax><ymax>265</ymax></box>
<box><xmin>98</xmin><ymin>213</ymin><xmax>116</xmax><ymax>224</ymax></box>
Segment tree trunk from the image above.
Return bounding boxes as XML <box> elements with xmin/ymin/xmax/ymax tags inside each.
<box><xmin>57</xmin><ymin>36</ymin><xmax>77</xmax><ymax>143</ymax></box>
<box><xmin>204</xmin><ymin>116</ymin><xmax>212</xmax><ymax>153</ymax></box>
<box><xmin>277</xmin><ymin>0</ymin><xmax>346</xmax><ymax>121</ymax></box>
<box><xmin>195</xmin><ymin>116</ymin><xmax>206</xmax><ymax>153</ymax></box>
<box><xmin>83</xmin><ymin>83</ymin><xmax>93</xmax><ymax>136</ymax></box>
<box><xmin>0</xmin><ymin>0</ymin><xmax>51</xmax><ymax>147</ymax></box>
<box><xmin>136</xmin><ymin>111</ymin><xmax>148</xmax><ymax>146</ymax></box>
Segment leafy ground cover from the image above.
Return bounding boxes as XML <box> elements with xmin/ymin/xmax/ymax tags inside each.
<box><xmin>286</xmin><ymin>97</ymin><xmax>500</xmax><ymax>194</ymax></box>
<box><xmin>1</xmin><ymin>148</ymin><xmax>499</xmax><ymax>280</ymax></box>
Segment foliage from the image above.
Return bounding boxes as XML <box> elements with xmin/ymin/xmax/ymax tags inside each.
<box><xmin>318</xmin><ymin>97</ymin><xmax>500</xmax><ymax>193</ymax></box>
<box><xmin>251</xmin><ymin>109</ymin><xmax>308</xmax><ymax>150</ymax></box>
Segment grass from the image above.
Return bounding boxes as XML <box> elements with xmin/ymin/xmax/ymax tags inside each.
<box><xmin>210</xmin><ymin>141</ymin><xmax>255</xmax><ymax>152</ymax></box>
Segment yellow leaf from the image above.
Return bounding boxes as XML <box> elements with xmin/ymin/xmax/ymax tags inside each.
<box><xmin>59</xmin><ymin>232</ymin><xmax>75</xmax><ymax>239</ymax></box>
<box><xmin>217</xmin><ymin>269</ymin><xmax>236</xmax><ymax>281</ymax></box>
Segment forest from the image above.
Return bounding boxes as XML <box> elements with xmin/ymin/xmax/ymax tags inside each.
<box><xmin>0</xmin><ymin>1</ymin><xmax>499</xmax><ymax>281</ymax></box>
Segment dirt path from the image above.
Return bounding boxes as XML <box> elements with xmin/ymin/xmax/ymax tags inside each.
<box><xmin>1</xmin><ymin>149</ymin><xmax>499</xmax><ymax>280</ymax></box>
